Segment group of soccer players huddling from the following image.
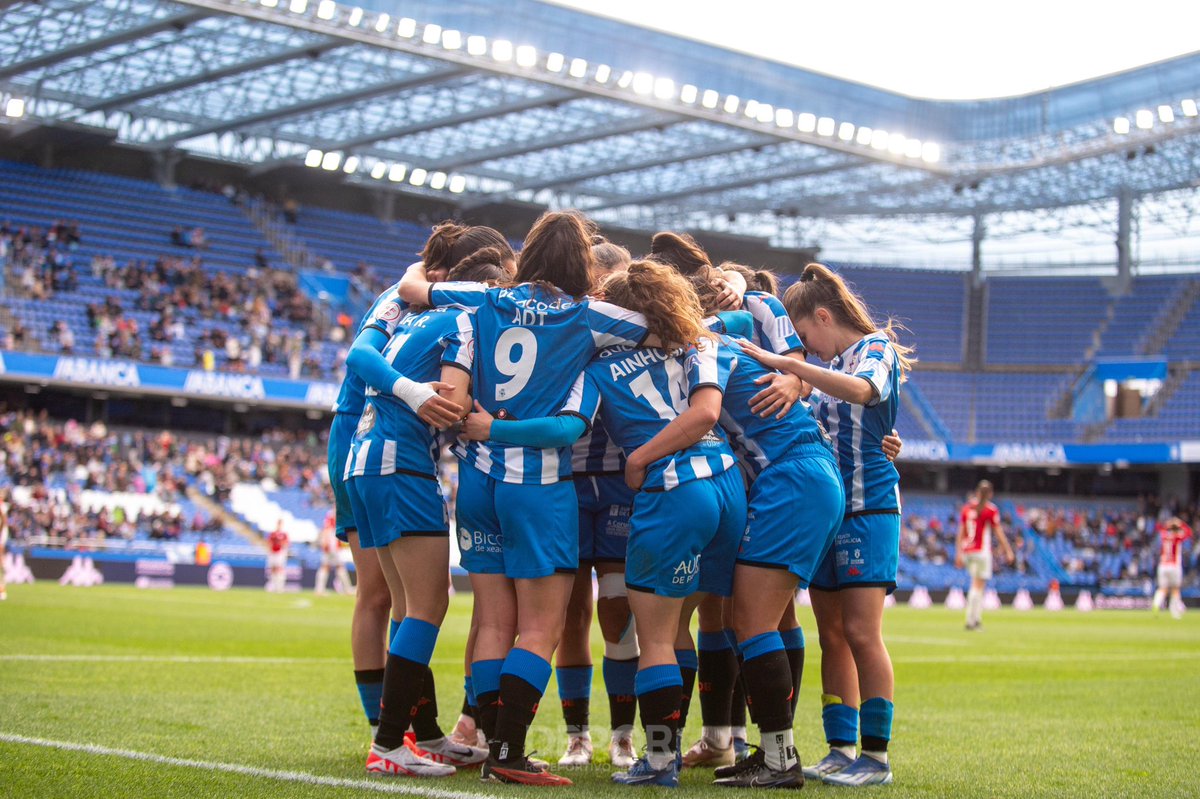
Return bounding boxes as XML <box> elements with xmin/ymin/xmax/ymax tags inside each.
<box><xmin>326</xmin><ymin>209</ymin><xmax>913</xmax><ymax>788</ymax></box>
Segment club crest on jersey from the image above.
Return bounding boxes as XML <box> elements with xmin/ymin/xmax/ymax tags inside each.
<box><xmin>379</xmin><ymin>302</ymin><xmax>403</xmax><ymax>322</ymax></box>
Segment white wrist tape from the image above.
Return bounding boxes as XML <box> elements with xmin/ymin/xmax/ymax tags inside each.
<box><xmin>392</xmin><ymin>376</ymin><xmax>436</xmax><ymax>413</ymax></box>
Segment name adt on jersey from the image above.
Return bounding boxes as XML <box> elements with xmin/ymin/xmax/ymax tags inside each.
<box><xmin>428</xmin><ymin>281</ymin><xmax>647</xmax><ymax>485</ymax></box>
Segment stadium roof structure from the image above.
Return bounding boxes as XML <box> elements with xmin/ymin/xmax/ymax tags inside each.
<box><xmin>2</xmin><ymin>0</ymin><xmax>1200</xmax><ymax>259</ymax></box>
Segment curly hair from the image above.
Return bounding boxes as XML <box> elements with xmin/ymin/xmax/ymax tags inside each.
<box><xmin>602</xmin><ymin>260</ymin><xmax>711</xmax><ymax>351</ymax></box>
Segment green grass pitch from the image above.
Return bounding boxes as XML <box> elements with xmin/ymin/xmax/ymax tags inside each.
<box><xmin>1</xmin><ymin>583</ymin><xmax>1195</xmax><ymax>798</ymax></box>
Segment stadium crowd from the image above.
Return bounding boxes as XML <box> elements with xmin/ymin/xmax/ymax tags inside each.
<box><xmin>0</xmin><ymin>408</ymin><xmax>328</xmax><ymax>546</ymax></box>
<box><xmin>0</xmin><ymin>217</ymin><xmax>350</xmax><ymax>378</ymax></box>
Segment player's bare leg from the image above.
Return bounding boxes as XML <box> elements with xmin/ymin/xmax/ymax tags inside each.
<box><xmin>556</xmin><ymin>566</ymin><xmax>595</xmax><ymax>766</ymax></box>
<box><xmin>966</xmin><ymin>575</ymin><xmax>987</xmax><ymax>629</ymax></box>
<box><xmin>807</xmin><ymin>589</ymin><xmax>859</xmax><ymax>779</ymax></box>
<box><xmin>822</xmin><ymin>587</ymin><xmax>894</xmax><ymax>786</ymax></box>
<box><xmin>348</xmin><ymin>532</ymin><xmax>396</xmax><ymax>739</ymax></box>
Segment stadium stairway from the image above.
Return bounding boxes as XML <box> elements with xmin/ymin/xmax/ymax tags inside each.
<box><xmin>186</xmin><ymin>486</ymin><xmax>265</xmax><ymax>548</ymax></box>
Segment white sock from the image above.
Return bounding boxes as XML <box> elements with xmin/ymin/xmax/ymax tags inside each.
<box><xmin>833</xmin><ymin>745</ymin><xmax>857</xmax><ymax>760</ymax></box>
<box><xmin>763</xmin><ymin>729</ymin><xmax>798</xmax><ymax>771</ymax></box>
<box><xmin>646</xmin><ymin>749</ymin><xmax>675</xmax><ymax>770</ymax></box>
<box><xmin>967</xmin><ymin>588</ymin><xmax>982</xmax><ymax>625</ymax></box>
<box><xmin>862</xmin><ymin>749</ymin><xmax>889</xmax><ymax>764</ymax></box>
<box><xmin>732</xmin><ymin>725</ymin><xmax>747</xmax><ymax>742</ymax></box>
<box><xmin>702</xmin><ymin>725</ymin><xmax>732</xmax><ymax>749</ymax></box>
<box><xmin>1153</xmin><ymin>589</ymin><xmax>1166</xmax><ymax>611</ymax></box>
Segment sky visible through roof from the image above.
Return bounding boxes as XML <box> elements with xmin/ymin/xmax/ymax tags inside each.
<box><xmin>544</xmin><ymin>0</ymin><xmax>1200</xmax><ymax>100</ymax></box>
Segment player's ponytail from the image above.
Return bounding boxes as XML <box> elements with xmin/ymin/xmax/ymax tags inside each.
<box><xmin>649</xmin><ymin>231</ymin><xmax>711</xmax><ymax>276</ymax></box>
<box><xmin>603</xmin><ymin>260</ymin><xmax>711</xmax><ymax>351</ymax></box>
<box><xmin>784</xmin><ymin>262</ymin><xmax>916</xmax><ymax>377</ymax></box>
<box><xmin>422</xmin><ymin>222</ymin><xmax>514</xmax><ymax>273</ymax></box>
<box><xmin>717</xmin><ymin>261</ymin><xmax>780</xmax><ymax>296</ymax></box>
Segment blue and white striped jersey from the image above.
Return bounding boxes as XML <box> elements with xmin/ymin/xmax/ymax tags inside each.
<box><xmin>344</xmin><ymin>307</ymin><xmax>473</xmax><ymax>480</ymax></box>
<box><xmin>332</xmin><ymin>282</ymin><xmax>410</xmax><ymax>416</ymax></box>
<box><xmin>808</xmin><ymin>332</ymin><xmax>901</xmax><ymax>514</ymax></box>
<box><xmin>574</xmin><ymin>340</ymin><xmax>737</xmax><ymax>492</ymax></box>
<box><xmin>428</xmin><ymin>282</ymin><xmax>648</xmax><ymax>485</ymax></box>
<box><xmin>700</xmin><ymin>336</ymin><xmax>832</xmax><ymax>481</ymax></box>
<box><xmin>571</xmin><ymin>416</ymin><xmax>624</xmax><ymax>475</ymax></box>
<box><xmin>743</xmin><ymin>291</ymin><xmax>805</xmax><ymax>355</ymax></box>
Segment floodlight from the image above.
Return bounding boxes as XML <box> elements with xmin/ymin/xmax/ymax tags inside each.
<box><xmin>594</xmin><ymin>64</ymin><xmax>611</xmax><ymax>83</ymax></box>
<box><xmin>492</xmin><ymin>39</ymin><xmax>513</xmax><ymax>62</ymax></box>
<box><xmin>887</xmin><ymin>132</ymin><xmax>906</xmax><ymax>154</ymax></box>
<box><xmin>4</xmin><ymin>97</ymin><xmax>25</xmax><ymax>118</ymax></box>
<box><xmin>701</xmin><ymin>90</ymin><xmax>719</xmax><ymax>109</ymax></box>
<box><xmin>1113</xmin><ymin>117</ymin><xmax>1130</xmax><ymax>134</ymax></box>
<box><xmin>321</xmin><ymin>151</ymin><xmax>341</xmax><ymax>170</ymax></box>
<box><xmin>838</xmin><ymin>122</ymin><xmax>855</xmax><ymax>141</ymax></box>
<box><xmin>870</xmin><ymin>129</ymin><xmax>889</xmax><ymax>149</ymax></box>
<box><xmin>680</xmin><ymin>84</ymin><xmax>698</xmax><ymax>104</ymax></box>
<box><xmin>442</xmin><ymin>30</ymin><xmax>461</xmax><ymax>49</ymax></box>
<box><xmin>723</xmin><ymin>95</ymin><xmax>739</xmax><ymax>113</ymax></box>
<box><xmin>388</xmin><ymin>164</ymin><xmax>406</xmax><ymax>182</ymax></box>
<box><xmin>1182</xmin><ymin>99</ymin><xmax>1198</xmax><ymax>117</ymax></box>
<box><xmin>346</xmin><ymin>6</ymin><xmax>362</xmax><ymax>25</ymax></box>
<box><xmin>409</xmin><ymin>168</ymin><xmax>428</xmax><ymax>186</ymax></box>
<box><xmin>370</xmin><ymin>162</ymin><xmax>387</xmax><ymax>179</ymax></box>
<box><xmin>448</xmin><ymin>175</ymin><xmax>467</xmax><ymax>193</ymax></box>
<box><xmin>904</xmin><ymin>138</ymin><xmax>922</xmax><ymax>158</ymax></box>
<box><xmin>342</xmin><ymin>155</ymin><xmax>359</xmax><ymax>174</ymax></box>
<box><xmin>743</xmin><ymin>100</ymin><xmax>759</xmax><ymax>118</ymax></box>
<box><xmin>1158</xmin><ymin>105</ymin><xmax>1174</xmax><ymax>123</ymax></box>
<box><xmin>1135</xmin><ymin>109</ymin><xmax>1153</xmax><ymax>129</ymax></box>
<box><xmin>422</xmin><ymin>23</ymin><xmax>441</xmax><ymax>44</ymax></box>
<box><xmin>515</xmin><ymin>46</ymin><xmax>537</xmax><ymax>67</ymax></box>
<box><xmin>546</xmin><ymin>52</ymin><xmax>564</xmax><ymax>72</ymax></box>
<box><xmin>816</xmin><ymin>116</ymin><xmax>835</xmax><ymax>136</ymax></box>
<box><xmin>654</xmin><ymin>78</ymin><xmax>675</xmax><ymax>100</ymax></box>
<box><xmin>467</xmin><ymin>36</ymin><xmax>487</xmax><ymax>56</ymax></box>
<box><xmin>259</xmin><ymin>0</ymin><xmax>278</xmax><ymax>7</ymax></box>
<box><xmin>756</xmin><ymin>104</ymin><xmax>774</xmax><ymax>124</ymax></box>
<box><xmin>856</xmin><ymin>126</ymin><xmax>873</xmax><ymax>145</ymax></box>
<box><xmin>797</xmin><ymin>113</ymin><xmax>816</xmax><ymax>132</ymax></box>
<box><xmin>373</xmin><ymin>13</ymin><xmax>389</xmax><ymax>32</ymax></box>
<box><xmin>775</xmin><ymin>109</ymin><xmax>794</xmax><ymax>128</ymax></box>
<box><xmin>429</xmin><ymin>171</ymin><xmax>447</xmax><ymax>190</ymax></box>
<box><xmin>632</xmin><ymin>73</ymin><xmax>653</xmax><ymax>96</ymax></box>
<box><xmin>569</xmin><ymin>58</ymin><xmax>588</xmax><ymax>78</ymax></box>
<box><xmin>304</xmin><ymin>148</ymin><xmax>323</xmax><ymax>168</ymax></box>
<box><xmin>921</xmin><ymin>142</ymin><xmax>940</xmax><ymax>163</ymax></box>
<box><xmin>316</xmin><ymin>0</ymin><xmax>335</xmax><ymax>20</ymax></box>
<box><xmin>396</xmin><ymin>17</ymin><xmax>416</xmax><ymax>37</ymax></box>
<box><xmin>617</xmin><ymin>71</ymin><xmax>634</xmax><ymax>89</ymax></box>
<box><xmin>289</xmin><ymin>0</ymin><xmax>307</xmax><ymax>13</ymax></box>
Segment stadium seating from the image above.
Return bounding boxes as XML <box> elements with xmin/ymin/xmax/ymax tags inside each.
<box><xmin>984</xmin><ymin>276</ymin><xmax>1111</xmax><ymax>365</ymax></box>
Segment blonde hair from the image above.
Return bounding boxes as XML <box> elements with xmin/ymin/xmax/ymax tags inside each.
<box><xmin>602</xmin><ymin>260</ymin><xmax>712</xmax><ymax>351</ymax></box>
<box><xmin>783</xmin><ymin>263</ymin><xmax>916</xmax><ymax>377</ymax></box>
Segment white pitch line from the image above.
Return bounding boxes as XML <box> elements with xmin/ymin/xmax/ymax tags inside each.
<box><xmin>0</xmin><ymin>654</ymin><xmax>461</xmax><ymax>665</ymax></box>
<box><xmin>898</xmin><ymin>650</ymin><xmax>1200</xmax><ymax>665</ymax></box>
<box><xmin>0</xmin><ymin>733</ymin><xmax>499</xmax><ymax>799</ymax></box>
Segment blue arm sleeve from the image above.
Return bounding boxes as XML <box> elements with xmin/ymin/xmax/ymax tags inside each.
<box><xmin>345</xmin><ymin>328</ymin><xmax>402</xmax><ymax>395</ymax></box>
<box><xmin>489</xmin><ymin>416</ymin><xmax>587</xmax><ymax>448</ymax></box>
<box><xmin>718</xmin><ymin>310</ymin><xmax>755</xmax><ymax>340</ymax></box>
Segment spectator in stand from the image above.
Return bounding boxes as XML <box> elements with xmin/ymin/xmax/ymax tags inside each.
<box><xmin>170</xmin><ymin>226</ymin><xmax>188</xmax><ymax>247</ymax></box>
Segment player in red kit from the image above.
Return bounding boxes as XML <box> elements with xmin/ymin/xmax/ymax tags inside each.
<box><xmin>266</xmin><ymin>521</ymin><xmax>289</xmax><ymax>593</ymax></box>
<box><xmin>1152</xmin><ymin>517</ymin><xmax>1192</xmax><ymax>619</ymax></box>
<box><xmin>955</xmin><ymin>481</ymin><xmax>1014</xmax><ymax>631</ymax></box>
